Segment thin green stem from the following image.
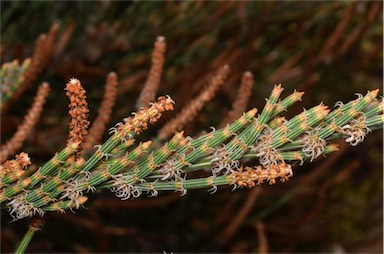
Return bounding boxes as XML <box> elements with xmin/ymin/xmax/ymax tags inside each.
<box><xmin>14</xmin><ymin>224</ymin><xmax>39</xmax><ymax>254</ymax></box>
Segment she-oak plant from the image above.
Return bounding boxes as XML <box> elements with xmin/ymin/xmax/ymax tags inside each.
<box><xmin>1</xmin><ymin>36</ymin><xmax>383</xmax><ymax>253</ymax></box>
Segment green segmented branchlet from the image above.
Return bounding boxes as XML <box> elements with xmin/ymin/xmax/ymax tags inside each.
<box><xmin>30</xmin><ymin>194</ymin><xmax>56</xmax><ymax>208</ymax></box>
<box><xmin>276</xmin><ymin>112</ymin><xmax>383</xmax><ymax>151</ymax></box>
<box><xmin>162</xmin><ymin>109</ymin><xmax>257</xmax><ymax>172</ymax></box>
<box><xmin>149</xmin><ymin>110</ymin><xmax>257</xmax><ymax>178</ymax></box>
<box><xmin>25</xmin><ymin>159</ymin><xmax>84</xmax><ymax>204</ymax></box>
<box><xmin>192</xmin><ymin>86</ymin><xmax>282</xmax><ymax>163</ymax></box>
<box><xmin>79</xmin><ymin>135</ymin><xmax>119</xmax><ymax>175</ymax></box>
<box><xmin>134</xmin><ymin>132</ymin><xmax>185</xmax><ymax>179</ymax></box>
<box><xmin>188</xmin><ymin>108</ymin><xmax>257</xmax><ymax>150</ymax></box>
<box><xmin>29</xmin><ymin>142</ymin><xmax>152</xmax><ymax>208</ymax></box>
<box><xmin>0</xmin><ymin>178</ymin><xmax>31</xmax><ymax>202</ymax></box>
<box><xmin>82</xmin><ymin>139</ymin><xmax>136</xmax><ymax>176</ymax></box>
<box><xmin>1</xmin><ymin>170</ymin><xmax>25</xmax><ymax>187</ymax></box>
<box><xmin>85</xmin><ymin>141</ymin><xmax>152</xmax><ymax>188</ymax></box>
<box><xmin>28</xmin><ymin>142</ymin><xmax>80</xmax><ymax>188</ymax></box>
<box><xmin>319</xmin><ymin>90</ymin><xmax>379</xmax><ymax>139</ymax></box>
<box><xmin>363</xmin><ymin>100</ymin><xmax>383</xmax><ymax>118</ymax></box>
<box><xmin>268</xmin><ymin>116</ymin><xmax>286</xmax><ymax>129</ymax></box>
<box><xmin>271</xmin><ymin>104</ymin><xmax>330</xmax><ymax>148</ymax></box>
<box><xmin>366</xmin><ymin>115</ymin><xmax>384</xmax><ymax>127</ymax></box>
<box><xmin>135</xmin><ymin>175</ymin><xmax>231</xmax><ymax>192</ymax></box>
<box><xmin>184</xmin><ymin>142</ymin><xmax>210</xmax><ymax>164</ymax></box>
<box><xmin>113</xmin><ymin>139</ymin><xmax>136</xmax><ymax>154</ymax></box>
<box><xmin>234</xmin><ymin>85</ymin><xmax>283</xmax><ymax>143</ymax></box>
<box><xmin>279</xmin><ymin>144</ymin><xmax>338</xmax><ymax>161</ymax></box>
<box><xmin>272</xmin><ymin>104</ymin><xmax>328</xmax><ymax>139</ymax></box>
<box><xmin>225</xmin><ymin>85</ymin><xmax>284</xmax><ymax>159</ymax></box>
<box><xmin>110</xmin><ymin>132</ymin><xmax>185</xmax><ymax>188</ymax></box>
<box><xmin>259</xmin><ymin>84</ymin><xmax>284</xmax><ymax>124</ymax></box>
<box><xmin>79</xmin><ymin>96</ymin><xmax>175</xmax><ymax>176</ymax></box>
<box><xmin>99</xmin><ymin>134</ymin><xmax>186</xmax><ymax>191</ymax></box>
<box><xmin>325</xmin><ymin>94</ymin><xmax>364</xmax><ymax>123</ymax></box>
<box><xmin>243</xmin><ymin>144</ymin><xmax>339</xmax><ymax>161</ymax></box>
<box><xmin>41</xmin><ymin>196</ymin><xmax>88</xmax><ymax>212</ymax></box>
<box><xmin>0</xmin><ymin>143</ymin><xmax>79</xmax><ymax>203</ymax></box>
<box><xmin>325</xmin><ymin>89</ymin><xmax>379</xmax><ymax>123</ymax></box>
<box><xmin>180</xmin><ymin>143</ymin><xmax>339</xmax><ymax>175</ymax></box>
<box><xmin>229</xmin><ymin>120</ymin><xmax>264</xmax><ymax>160</ymax></box>
<box><xmin>270</xmin><ymin>90</ymin><xmax>304</xmax><ymax>118</ymax></box>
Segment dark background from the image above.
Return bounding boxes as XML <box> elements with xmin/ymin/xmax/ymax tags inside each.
<box><xmin>1</xmin><ymin>1</ymin><xmax>383</xmax><ymax>253</ymax></box>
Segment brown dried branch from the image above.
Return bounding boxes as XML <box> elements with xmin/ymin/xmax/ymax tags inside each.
<box><xmin>65</xmin><ymin>78</ymin><xmax>90</xmax><ymax>159</ymax></box>
<box><xmin>0</xmin><ymin>83</ymin><xmax>50</xmax><ymax>163</ymax></box>
<box><xmin>215</xmin><ymin>187</ymin><xmax>262</xmax><ymax>248</ymax></box>
<box><xmin>318</xmin><ymin>3</ymin><xmax>356</xmax><ymax>62</ymax></box>
<box><xmin>159</xmin><ymin>65</ymin><xmax>230</xmax><ymax>139</ymax></box>
<box><xmin>53</xmin><ymin>213</ymin><xmax>136</xmax><ymax>236</ymax></box>
<box><xmin>299</xmin><ymin>160</ymin><xmax>361</xmax><ymax>223</ymax></box>
<box><xmin>267</xmin><ymin>54</ymin><xmax>301</xmax><ymax>84</ymax></box>
<box><xmin>338</xmin><ymin>2</ymin><xmax>381</xmax><ymax>57</ymax></box>
<box><xmin>84</xmin><ymin>72</ymin><xmax>118</xmax><ymax>151</ymax></box>
<box><xmin>3</xmin><ymin>23</ymin><xmax>59</xmax><ymax>112</ymax></box>
<box><xmin>220</xmin><ymin>71</ymin><xmax>254</xmax><ymax>127</ymax></box>
<box><xmin>136</xmin><ymin>36</ymin><xmax>166</xmax><ymax>109</ymax></box>
<box><xmin>55</xmin><ymin>20</ymin><xmax>76</xmax><ymax>57</ymax></box>
<box><xmin>254</xmin><ymin>221</ymin><xmax>269</xmax><ymax>254</ymax></box>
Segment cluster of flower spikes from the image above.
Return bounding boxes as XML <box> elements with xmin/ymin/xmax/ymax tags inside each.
<box><xmin>2</xmin><ymin>82</ymin><xmax>382</xmax><ymax>221</ymax></box>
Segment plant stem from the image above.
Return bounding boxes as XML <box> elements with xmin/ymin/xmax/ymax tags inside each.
<box><xmin>14</xmin><ymin>218</ymin><xmax>43</xmax><ymax>254</ymax></box>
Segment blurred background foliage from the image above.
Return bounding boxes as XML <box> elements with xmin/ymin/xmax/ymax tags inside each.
<box><xmin>1</xmin><ymin>1</ymin><xmax>382</xmax><ymax>253</ymax></box>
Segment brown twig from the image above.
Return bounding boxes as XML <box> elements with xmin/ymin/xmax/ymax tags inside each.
<box><xmin>298</xmin><ymin>160</ymin><xmax>361</xmax><ymax>223</ymax></box>
<box><xmin>2</xmin><ymin>23</ymin><xmax>59</xmax><ymax>112</ymax></box>
<box><xmin>136</xmin><ymin>36</ymin><xmax>166</xmax><ymax>109</ymax></box>
<box><xmin>318</xmin><ymin>3</ymin><xmax>356</xmax><ymax>62</ymax></box>
<box><xmin>159</xmin><ymin>65</ymin><xmax>230</xmax><ymax>139</ymax></box>
<box><xmin>215</xmin><ymin>187</ymin><xmax>262</xmax><ymax>247</ymax></box>
<box><xmin>220</xmin><ymin>71</ymin><xmax>254</xmax><ymax>127</ymax></box>
<box><xmin>53</xmin><ymin>212</ymin><xmax>136</xmax><ymax>236</ymax></box>
<box><xmin>338</xmin><ymin>2</ymin><xmax>381</xmax><ymax>57</ymax></box>
<box><xmin>0</xmin><ymin>83</ymin><xmax>50</xmax><ymax>163</ymax></box>
<box><xmin>267</xmin><ymin>54</ymin><xmax>301</xmax><ymax>84</ymax></box>
<box><xmin>254</xmin><ymin>221</ymin><xmax>269</xmax><ymax>254</ymax></box>
<box><xmin>84</xmin><ymin>72</ymin><xmax>118</xmax><ymax>150</ymax></box>
<box><xmin>55</xmin><ymin>20</ymin><xmax>76</xmax><ymax>58</ymax></box>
